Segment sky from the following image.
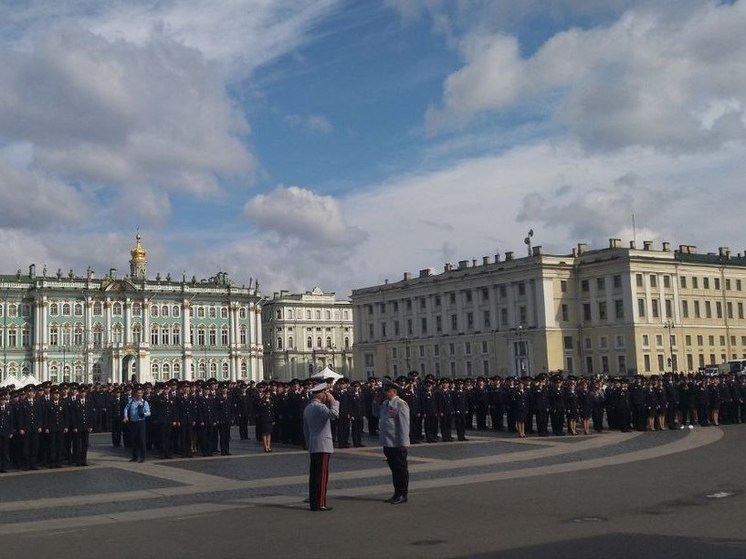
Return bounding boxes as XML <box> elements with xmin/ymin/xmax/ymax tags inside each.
<box><xmin>1</xmin><ymin>0</ymin><xmax>745</xmax><ymax>298</ymax></box>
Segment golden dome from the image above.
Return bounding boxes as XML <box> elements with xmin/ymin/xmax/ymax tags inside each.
<box><xmin>130</xmin><ymin>233</ymin><xmax>147</xmax><ymax>260</ymax></box>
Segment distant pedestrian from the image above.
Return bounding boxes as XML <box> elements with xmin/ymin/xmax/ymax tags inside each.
<box><xmin>378</xmin><ymin>379</ymin><xmax>410</xmax><ymax>504</ymax></box>
<box><xmin>123</xmin><ymin>386</ymin><xmax>151</xmax><ymax>463</ymax></box>
<box><xmin>303</xmin><ymin>383</ymin><xmax>339</xmax><ymax>512</ymax></box>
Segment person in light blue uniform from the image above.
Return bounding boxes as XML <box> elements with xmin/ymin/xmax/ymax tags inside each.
<box><xmin>123</xmin><ymin>386</ymin><xmax>151</xmax><ymax>463</ymax></box>
<box><xmin>378</xmin><ymin>379</ymin><xmax>410</xmax><ymax>504</ymax></box>
<box><xmin>303</xmin><ymin>383</ymin><xmax>339</xmax><ymax>511</ymax></box>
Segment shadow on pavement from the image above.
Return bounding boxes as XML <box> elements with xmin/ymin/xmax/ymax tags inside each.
<box><xmin>450</xmin><ymin>533</ymin><xmax>746</xmax><ymax>559</ymax></box>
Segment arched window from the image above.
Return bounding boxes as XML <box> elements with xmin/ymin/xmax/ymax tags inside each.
<box><xmin>74</xmin><ymin>365</ymin><xmax>83</xmax><ymax>383</ymax></box>
<box><xmin>161</xmin><ymin>305</ymin><xmax>169</xmax><ymax>317</ymax></box>
<box><xmin>239</xmin><ymin>326</ymin><xmax>247</xmax><ymax>345</ymax></box>
<box><xmin>221</xmin><ymin>307</ymin><xmax>228</xmax><ymax>319</ymax></box>
<box><xmin>93</xmin><ymin>323</ymin><xmax>104</xmax><ymax>348</ymax></box>
<box><xmin>172</xmin><ymin>362</ymin><xmax>181</xmax><ymax>379</ymax></box>
<box><xmin>62</xmin><ymin>303</ymin><xmax>71</xmax><ymax>316</ymax></box>
<box><xmin>239</xmin><ymin>308</ymin><xmax>247</xmax><ymax>319</ymax></box>
<box><xmin>198</xmin><ymin>327</ymin><xmax>206</xmax><ymax>346</ymax></box>
<box><xmin>326</xmin><ymin>310</ymin><xmax>331</xmax><ymax>320</ymax></box>
<box><xmin>22</xmin><ymin>326</ymin><xmax>31</xmax><ymax>348</ymax></box>
<box><xmin>288</xmin><ymin>336</ymin><xmax>294</xmax><ymax>349</ymax></box>
<box><xmin>113</xmin><ymin>324</ymin><xmax>122</xmax><ymax>343</ymax></box>
<box><xmin>221</xmin><ymin>362</ymin><xmax>229</xmax><ymax>379</ymax></box>
<box><xmin>151</xmin><ymin>362</ymin><xmax>160</xmax><ymax>381</ymax></box>
<box><xmin>307</xmin><ymin>337</ymin><xmax>312</xmax><ymax>349</ymax></box>
<box><xmin>151</xmin><ymin>305</ymin><xmax>159</xmax><ymax>317</ymax></box>
<box><xmin>326</xmin><ymin>336</ymin><xmax>332</xmax><ymax>348</ymax></box>
<box><xmin>93</xmin><ymin>301</ymin><xmax>103</xmax><ymax>316</ymax></box>
<box><xmin>92</xmin><ymin>363</ymin><xmax>102</xmax><ymax>383</ymax></box>
<box><xmin>208</xmin><ymin>307</ymin><xmax>216</xmax><ymax>319</ymax></box>
<box><xmin>209</xmin><ymin>326</ymin><xmax>217</xmax><ymax>346</ymax></box>
<box><xmin>62</xmin><ymin>324</ymin><xmax>71</xmax><ymax>346</ymax></box>
<box><xmin>50</xmin><ymin>303</ymin><xmax>59</xmax><ymax>316</ymax></box>
<box><xmin>49</xmin><ymin>365</ymin><xmax>59</xmax><ymax>384</ymax></box>
<box><xmin>63</xmin><ymin>364</ymin><xmax>71</xmax><ymax>382</ymax></box>
<box><xmin>151</xmin><ymin>324</ymin><xmax>159</xmax><ymax>345</ymax></box>
<box><xmin>240</xmin><ymin>362</ymin><xmax>247</xmax><ymax>378</ymax></box>
<box><xmin>221</xmin><ymin>326</ymin><xmax>229</xmax><ymax>346</ymax></box>
<box><xmin>210</xmin><ymin>362</ymin><xmax>218</xmax><ymax>376</ymax></box>
<box><xmin>74</xmin><ymin>303</ymin><xmax>84</xmax><ymax>317</ymax></box>
<box><xmin>344</xmin><ymin>336</ymin><xmax>350</xmax><ymax>349</ymax></box>
<box><xmin>172</xmin><ymin>325</ymin><xmax>181</xmax><ymax>346</ymax></box>
<box><xmin>112</xmin><ymin>302</ymin><xmax>123</xmax><ymax>316</ymax></box>
<box><xmin>343</xmin><ymin>310</ymin><xmax>349</xmax><ymax>320</ymax></box>
<box><xmin>315</xmin><ymin>310</ymin><xmax>321</xmax><ymax>320</ymax></box>
<box><xmin>173</xmin><ymin>305</ymin><xmax>180</xmax><ymax>317</ymax></box>
<box><xmin>277</xmin><ymin>337</ymin><xmax>283</xmax><ymax>350</ymax></box>
<box><xmin>316</xmin><ymin>337</ymin><xmax>322</xmax><ymax>348</ymax></box>
<box><xmin>161</xmin><ymin>325</ymin><xmax>170</xmax><ymax>346</ymax></box>
<box><xmin>74</xmin><ymin>324</ymin><xmax>84</xmax><ymax>345</ymax></box>
<box><xmin>7</xmin><ymin>327</ymin><xmax>17</xmax><ymax>347</ymax></box>
<box><xmin>49</xmin><ymin>324</ymin><xmax>59</xmax><ymax>346</ymax></box>
<box><xmin>162</xmin><ymin>362</ymin><xmax>171</xmax><ymax>379</ymax></box>
<box><xmin>132</xmin><ymin>302</ymin><xmax>142</xmax><ymax>316</ymax></box>
<box><xmin>133</xmin><ymin>324</ymin><xmax>142</xmax><ymax>344</ymax></box>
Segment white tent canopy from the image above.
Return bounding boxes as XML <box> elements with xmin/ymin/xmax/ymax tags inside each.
<box><xmin>0</xmin><ymin>374</ymin><xmax>19</xmax><ymax>388</ymax></box>
<box><xmin>18</xmin><ymin>374</ymin><xmax>39</xmax><ymax>387</ymax></box>
<box><xmin>310</xmin><ymin>366</ymin><xmax>342</xmax><ymax>381</ymax></box>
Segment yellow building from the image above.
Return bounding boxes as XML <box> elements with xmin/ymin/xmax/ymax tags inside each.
<box><xmin>351</xmin><ymin>239</ymin><xmax>746</xmax><ymax>378</ymax></box>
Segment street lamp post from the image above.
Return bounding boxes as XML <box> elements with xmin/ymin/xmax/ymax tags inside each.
<box><xmin>664</xmin><ymin>320</ymin><xmax>675</xmax><ymax>371</ymax></box>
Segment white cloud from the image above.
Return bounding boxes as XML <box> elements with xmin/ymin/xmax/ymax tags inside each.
<box><xmin>0</xmin><ymin>158</ymin><xmax>89</xmax><ymax>229</ymax></box>
<box><xmin>243</xmin><ymin>185</ymin><xmax>368</xmax><ymax>247</ymax></box>
<box><xmin>283</xmin><ymin>113</ymin><xmax>334</xmax><ymax>134</ymax></box>
<box><xmin>426</xmin><ymin>1</ymin><xmax>746</xmax><ymax>153</ymax></box>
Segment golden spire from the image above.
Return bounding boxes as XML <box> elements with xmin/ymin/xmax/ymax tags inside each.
<box><xmin>130</xmin><ymin>232</ymin><xmax>147</xmax><ymax>261</ymax></box>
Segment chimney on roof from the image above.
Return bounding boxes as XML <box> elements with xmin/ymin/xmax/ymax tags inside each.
<box><xmin>444</xmin><ymin>263</ymin><xmax>452</xmax><ymax>272</ymax></box>
<box><xmin>419</xmin><ymin>268</ymin><xmax>432</xmax><ymax>278</ymax></box>
<box><xmin>629</xmin><ymin>241</ymin><xmax>636</xmax><ymax>249</ymax></box>
<box><xmin>688</xmin><ymin>245</ymin><xmax>697</xmax><ymax>254</ymax></box>
<box><xmin>609</xmin><ymin>238</ymin><xmax>621</xmax><ymax>249</ymax></box>
<box><xmin>403</xmin><ymin>272</ymin><xmax>411</xmax><ymax>281</ymax></box>
<box><xmin>458</xmin><ymin>260</ymin><xmax>469</xmax><ymax>270</ymax></box>
<box><xmin>494</xmin><ymin>252</ymin><xmax>501</xmax><ymax>263</ymax></box>
<box><xmin>532</xmin><ymin>246</ymin><xmax>543</xmax><ymax>256</ymax></box>
<box><xmin>577</xmin><ymin>243</ymin><xmax>588</xmax><ymax>255</ymax></box>
<box><xmin>505</xmin><ymin>251</ymin><xmax>514</xmax><ymax>261</ymax></box>
<box><xmin>662</xmin><ymin>241</ymin><xmax>671</xmax><ymax>252</ymax></box>
<box><xmin>643</xmin><ymin>241</ymin><xmax>653</xmax><ymax>251</ymax></box>
<box><xmin>482</xmin><ymin>256</ymin><xmax>491</xmax><ymax>266</ymax></box>
<box><xmin>719</xmin><ymin>247</ymin><xmax>731</xmax><ymax>259</ymax></box>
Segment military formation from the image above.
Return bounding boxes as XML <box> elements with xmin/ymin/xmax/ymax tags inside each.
<box><xmin>1</xmin><ymin>371</ymin><xmax>745</xmax><ymax>473</ymax></box>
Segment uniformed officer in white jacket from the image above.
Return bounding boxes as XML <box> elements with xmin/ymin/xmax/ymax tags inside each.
<box><xmin>378</xmin><ymin>379</ymin><xmax>410</xmax><ymax>504</ymax></box>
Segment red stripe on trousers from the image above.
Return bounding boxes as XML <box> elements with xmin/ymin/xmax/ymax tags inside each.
<box><xmin>320</xmin><ymin>453</ymin><xmax>329</xmax><ymax>507</ymax></box>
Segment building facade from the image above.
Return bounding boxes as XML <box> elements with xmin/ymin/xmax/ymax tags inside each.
<box><xmin>261</xmin><ymin>287</ymin><xmax>354</xmax><ymax>381</ymax></box>
<box><xmin>0</xmin><ymin>234</ymin><xmax>263</xmax><ymax>385</ymax></box>
<box><xmin>351</xmin><ymin>239</ymin><xmax>746</xmax><ymax>378</ymax></box>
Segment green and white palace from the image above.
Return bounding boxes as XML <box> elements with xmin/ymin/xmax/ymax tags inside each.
<box><xmin>0</xmin><ymin>234</ymin><xmax>263</xmax><ymax>385</ymax></box>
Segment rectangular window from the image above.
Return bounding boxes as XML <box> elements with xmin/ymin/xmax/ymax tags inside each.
<box><xmin>560</xmin><ymin>280</ymin><xmax>568</xmax><ymax>293</ymax></box>
<box><xmin>581</xmin><ymin>279</ymin><xmax>590</xmax><ymax>292</ymax></box>
<box><xmin>726</xmin><ymin>279</ymin><xmax>731</xmax><ymax>290</ymax></box>
<box><xmin>697</xmin><ymin>335</ymin><xmax>703</xmax><ymax>346</ymax></box>
<box><xmin>737</xmin><ymin>279</ymin><xmax>743</xmax><ymax>291</ymax></box>
<box><xmin>680</xmin><ymin>276</ymin><xmax>687</xmax><ymax>289</ymax></box>
<box><xmin>705</xmin><ymin>301</ymin><xmax>712</xmax><ymax>319</ymax></box>
<box><xmin>583</xmin><ymin>303</ymin><xmax>592</xmax><ymax>321</ymax></box>
<box><xmin>598</xmin><ymin>301</ymin><xmax>607</xmax><ymax>320</ymax></box>
<box><xmin>517</xmin><ymin>283</ymin><xmax>526</xmax><ymax>296</ymax></box>
<box><xmin>499</xmin><ymin>285</ymin><xmax>507</xmax><ymax>298</ymax></box>
<box><xmin>739</xmin><ymin>302</ymin><xmax>744</xmax><ymax>320</ymax></box>
<box><xmin>465</xmin><ymin>342</ymin><xmax>471</xmax><ymax>355</ymax></box>
<box><xmin>615</xmin><ymin>335</ymin><xmax>625</xmax><ymax>348</ymax></box>
<box><xmin>464</xmin><ymin>290</ymin><xmax>473</xmax><ymax>303</ymax></box>
<box><xmin>563</xmin><ymin>336</ymin><xmax>573</xmax><ymax>350</ymax></box>
<box><xmin>561</xmin><ymin>304</ymin><xmax>569</xmax><ymax>322</ymax></box>
<box><xmin>651</xmin><ymin>299</ymin><xmax>659</xmax><ymax>318</ymax></box>
<box><xmin>694</xmin><ymin>300</ymin><xmax>701</xmax><ymax>318</ymax></box>
<box><xmin>714</xmin><ymin>278</ymin><xmax>720</xmax><ymax>290</ymax></box>
<box><xmin>682</xmin><ymin>300</ymin><xmax>689</xmax><ymax>318</ymax></box>
<box><xmin>519</xmin><ymin>306</ymin><xmax>527</xmax><ymax>324</ymax></box>
<box><xmin>421</xmin><ymin>317</ymin><xmax>428</xmax><ymax>334</ymax></box>
<box><xmin>381</xmin><ymin>323</ymin><xmax>387</xmax><ymax>338</ymax></box>
<box><xmin>716</xmin><ymin>301</ymin><xmax>723</xmax><ymax>319</ymax></box>
<box><xmin>638</xmin><ymin>298</ymin><xmax>646</xmax><ymax>318</ymax></box>
<box><xmin>665</xmin><ymin>299</ymin><xmax>673</xmax><ymax>319</ymax></box>
<box><xmin>663</xmin><ymin>275</ymin><xmax>671</xmax><ymax>288</ymax></box>
<box><xmin>642</xmin><ymin>334</ymin><xmax>649</xmax><ymax>346</ymax></box>
<box><xmin>650</xmin><ymin>275</ymin><xmax>657</xmax><ymax>288</ymax></box>
<box><xmin>500</xmin><ymin>308</ymin><xmax>508</xmax><ymax>327</ymax></box>
<box><xmin>656</xmin><ymin>334</ymin><xmax>663</xmax><ymax>347</ymax></box>
<box><xmin>449</xmin><ymin>343</ymin><xmax>455</xmax><ymax>355</ymax></box>
<box><xmin>636</xmin><ymin>274</ymin><xmax>643</xmax><ymax>287</ymax></box>
<box><xmin>435</xmin><ymin>316</ymin><xmax>442</xmax><ymax>332</ymax></box>
<box><xmin>597</xmin><ymin>277</ymin><xmax>605</xmax><ymax>291</ymax></box>
<box><xmin>394</xmin><ymin>321</ymin><xmax>400</xmax><ymax>336</ymax></box>
<box><xmin>644</xmin><ymin>354</ymin><xmax>651</xmax><ymax>372</ymax></box>
<box><xmin>615</xmin><ymin>300</ymin><xmax>624</xmax><ymax>320</ymax></box>
<box><xmin>703</xmin><ymin>277</ymin><xmax>710</xmax><ymax>289</ymax></box>
<box><xmin>693</xmin><ymin>277</ymin><xmax>699</xmax><ymax>289</ymax></box>
<box><xmin>483</xmin><ymin>310</ymin><xmax>491</xmax><ymax>329</ymax></box>
<box><xmin>685</xmin><ymin>335</ymin><xmax>692</xmax><ymax>346</ymax></box>
<box><xmin>434</xmin><ymin>345</ymin><xmax>440</xmax><ymax>356</ymax></box>
<box><xmin>467</xmin><ymin>312</ymin><xmax>474</xmax><ymax>330</ymax></box>
<box><xmin>451</xmin><ymin>314</ymin><xmax>458</xmax><ymax>332</ymax></box>
<box><xmin>481</xmin><ymin>287</ymin><xmax>489</xmax><ymax>301</ymax></box>
<box><xmin>481</xmin><ymin>340</ymin><xmax>488</xmax><ymax>353</ymax></box>
<box><xmin>613</xmin><ymin>275</ymin><xmax>622</xmax><ymax>289</ymax></box>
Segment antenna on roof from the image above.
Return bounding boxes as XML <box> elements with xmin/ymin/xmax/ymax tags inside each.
<box><xmin>524</xmin><ymin>229</ymin><xmax>534</xmax><ymax>256</ymax></box>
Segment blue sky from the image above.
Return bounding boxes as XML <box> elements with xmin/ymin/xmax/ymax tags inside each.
<box><xmin>1</xmin><ymin>1</ymin><xmax>746</xmax><ymax>296</ymax></box>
